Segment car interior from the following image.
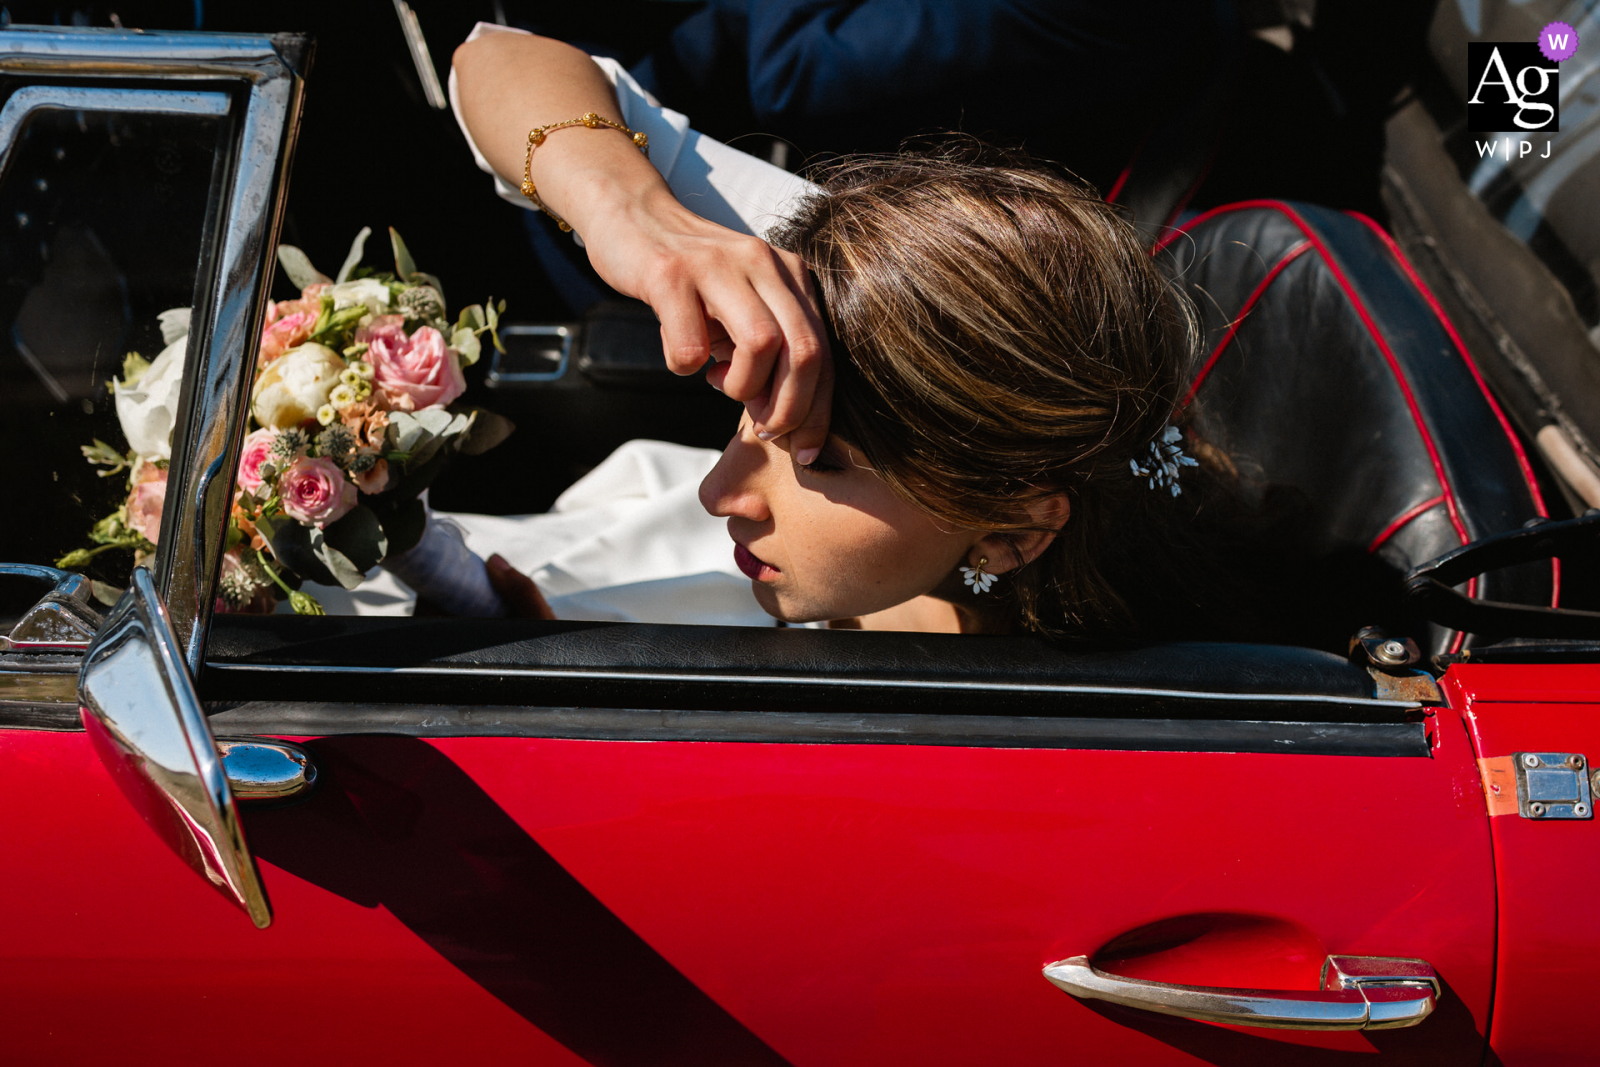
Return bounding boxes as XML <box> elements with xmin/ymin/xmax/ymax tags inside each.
<box><xmin>3</xmin><ymin>8</ymin><xmax>1599</xmax><ymax>740</ymax></box>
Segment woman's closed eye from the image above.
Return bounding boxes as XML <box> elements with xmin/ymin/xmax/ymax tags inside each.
<box><xmin>798</xmin><ymin>440</ymin><xmax>854</xmax><ymax>475</ymax></box>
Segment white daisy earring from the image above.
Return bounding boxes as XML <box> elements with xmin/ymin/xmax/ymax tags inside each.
<box><xmin>960</xmin><ymin>556</ymin><xmax>997</xmax><ymax>594</ymax></box>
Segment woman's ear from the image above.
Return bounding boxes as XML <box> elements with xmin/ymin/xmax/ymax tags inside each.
<box><xmin>969</xmin><ymin>493</ymin><xmax>1070</xmax><ymax>575</ymax></box>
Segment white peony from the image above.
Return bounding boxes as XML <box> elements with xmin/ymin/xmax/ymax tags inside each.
<box><xmin>327</xmin><ymin>278</ymin><xmax>391</xmax><ymax>318</ymax></box>
<box><xmin>114</xmin><ymin>335</ymin><xmax>187</xmax><ymax>461</ymax></box>
<box><xmin>252</xmin><ymin>343</ymin><xmax>348</xmax><ymax>429</ymax></box>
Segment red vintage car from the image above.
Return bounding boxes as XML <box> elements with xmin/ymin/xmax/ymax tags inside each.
<box><xmin>2</xmin><ymin>7</ymin><xmax>1599</xmax><ymax>1066</ymax></box>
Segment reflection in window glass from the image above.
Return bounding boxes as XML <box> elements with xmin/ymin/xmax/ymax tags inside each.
<box><xmin>0</xmin><ymin>105</ymin><xmax>223</xmax><ymax>611</ymax></box>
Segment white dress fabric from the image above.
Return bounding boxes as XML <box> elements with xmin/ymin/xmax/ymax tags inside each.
<box><xmin>305</xmin><ymin>441</ymin><xmax>774</xmax><ymax>626</ymax></box>
<box><xmin>302</xmin><ymin>32</ymin><xmax>818</xmax><ymax>623</ymax></box>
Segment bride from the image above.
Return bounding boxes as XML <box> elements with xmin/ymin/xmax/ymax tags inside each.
<box><xmin>405</xmin><ymin>24</ymin><xmax>1252</xmax><ymax>643</ymax></box>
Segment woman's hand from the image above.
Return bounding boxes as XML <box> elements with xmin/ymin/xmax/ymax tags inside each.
<box><xmin>486</xmin><ymin>554</ymin><xmax>558</xmax><ymax>619</ymax></box>
<box><xmin>452</xmin><ymin>31</ymin><xmax>831</xmax><ymax>462</ymax></box>
<box><xmin>580</xmin><ymin>189</ymin><xmax>831</xmax><ymax>463</ymax></box>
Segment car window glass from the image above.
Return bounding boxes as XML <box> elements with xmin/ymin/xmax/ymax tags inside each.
<box><xmin>0</xmin><ymin>98</ymin><xmax>224</xmax><ymax>621</ymax></box>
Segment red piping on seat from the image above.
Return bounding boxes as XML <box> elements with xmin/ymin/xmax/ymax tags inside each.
<box><xmin>1367</xmin><ymin>495</ymin><xmax>1446</xmax><ymax>553</ymax></box>
<box><xmin>1162</xmin><ymin>200</ymin><xmax>1471</xmax><ymax>545</ymax></box>
<box><xmin>1349</xmin><ymin>211</ymin><xmax>1560</xmax><ymax>609</ymax></box>
<box><xmin>1105</xmin><ymin>162</ymin><xmax>1133</xmax><ymax>205</ymax></box>
<box><xmin>1157</xmin><ymin>200</ymin><xmax>1484</xmax><ymax>650</ymax></box>
<box><xmin>1179</xmin><ymin>240</ymin><xmax>1312</xmax><ymax>408</ymax></box>
<box><xmin>1151</xmin><ymin>201</ymin><xmax>1252</xmax><ymax>254</ymax></box>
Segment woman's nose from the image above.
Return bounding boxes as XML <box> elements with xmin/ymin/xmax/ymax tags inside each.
<box><xmin>699</xmin><ymin>426</ymin><xmax>770</xmax><ymax>520</ymax></box>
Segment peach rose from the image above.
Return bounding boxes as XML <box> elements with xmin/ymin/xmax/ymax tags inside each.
<box><xmin>278</xmin><ymin>456</ymin><xmax>357</xmax><ymax>528</ymax></box>
<box><xmin>259</xmin><ymin>310</ymin><xmax>313</xmax><ymax>364</ymax></box>
<box><xmin>367</xmin><ymin>321</ymin><xmax>464</xmax><ymax>411</ymax></box>
<box><xmin>236</xmin><ymin>428</ymin><xmax>277</xmax><ymax>493</ymax></box>
<box><xmin>126</xmin><ymin>465</ymin><xmax>168</xmax><ymax>545</ymax></box>
<box><xmin>351</xmin><ymin>458</ymin><xmax>391</xmax><ymax>495</ymax></box>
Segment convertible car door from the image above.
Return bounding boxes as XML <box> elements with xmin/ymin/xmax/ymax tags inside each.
<box><xmin>7</xmin><ymin>619</ymin><xmax>1496</xmax><ymax>1066</ymax></box>
<box><xmin>168</xmin><ymin>621</ymin><xmax>1491</xmax><ymax>1067</ymax></box>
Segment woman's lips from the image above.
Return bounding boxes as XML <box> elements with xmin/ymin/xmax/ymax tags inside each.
<box><xmin>734</xmin><ymin>542</ymin><xmax>779</xmax><ymax>582</ymax></box>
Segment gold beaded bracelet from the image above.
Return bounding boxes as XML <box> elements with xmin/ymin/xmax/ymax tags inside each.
<box><xmin>520</xmin><ymin>112</ymin><xmax>649</xmax><ymax>232</ymax></box>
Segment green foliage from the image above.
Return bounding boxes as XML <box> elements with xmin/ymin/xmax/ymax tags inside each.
<box><xmin>311</xmin><ymin>505</ymin><xmax>388</xmax><ymax>590</ymax></box>
<box><xmin>310</xmin><ymin>294</ymin><xmax>369</xmax><ymax>346</ymax></box>
<box><xmin>289</xmin><ymin>590</ymin><xmax>326</xmax><ymax>615</ymax></box>
<box><xmin>335</xmin><ymin>226</ymin><xmax>372</xmax><ymax>284</ymax></box>
<box><xmin>114</xmin><ymin>352</ymin><xmax>152</xmax><ymax>391</ymax></box>
<box><xmin>277</xmin><ymin>244</ymin><xmax>330</xmax><ymax>290</ymax></box>
<box><xmin>389</xmin><ymin>226</ymin><xmax>418</xmax><ymax>282</ymax></box>
<box><xmin>81</xmin><ymin>439</ymin><xmax>132</xmax><ymax>478</ymax></box>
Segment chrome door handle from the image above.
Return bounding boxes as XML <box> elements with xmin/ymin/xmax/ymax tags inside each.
<box><xmin>1043</xmin><ymin>954</ymin><xmax>1440</xmax><ymax>1031</ymax></box>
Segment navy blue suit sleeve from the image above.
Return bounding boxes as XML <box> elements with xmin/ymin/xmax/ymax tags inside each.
<box><xmin>636</xmin><ymin>0</ymin><xmax>1226</xmax><ymax>182</ymax></box>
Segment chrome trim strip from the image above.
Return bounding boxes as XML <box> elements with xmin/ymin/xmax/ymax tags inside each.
<box><xmin>0</xmin><ymin>85</ymin><xmax>229</xmax><ymax>173</ymax></box>
<box><xmin>203</xmin><ymin>702</ymin><xmax>1431</xmax><ymax>757</ymax></box>
<box><xmin>204</xmin><ymin>661</ymin><xmax>1412</xmax><ymax>708</ymax></box>
<box><xmin>0</xmin><ymin>29</ymin><xmax>309</xmax><ymax>675</ymax></box>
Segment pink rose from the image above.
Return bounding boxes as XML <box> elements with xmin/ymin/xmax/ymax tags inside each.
<box><xmin>236</xmin><ymin>428</ymin><xmax>277</xmax><ymax>493</ymax></box>
<box><xmin>126</xmin><ymin>466</ymin><xmax>168</xmax><ymax>545</ymax></box>
<box><xmin>278</xmin><ymin>456</ymin><xmax>357</xmax><ymax>528</ymax></box>
<box><xmin>367</xmin><ymin>322</ymin><xmax>465</xmax><ymax>411</ymax></box>
<box><xmin>259</xmin><ymin>310</ymin><xmax>313</xmax><ymax>364</ymax></box>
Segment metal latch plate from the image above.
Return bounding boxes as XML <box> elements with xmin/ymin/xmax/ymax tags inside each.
<box><xmin>1514</xmin><ymin>752</ymin><xmax>1591</xmax><ymax>819</ymax></box>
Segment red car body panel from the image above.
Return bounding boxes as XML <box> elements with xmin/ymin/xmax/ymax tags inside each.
<box><xmin>1</xmin><ymin>688</ymin><xmax>1504</xmax><ymax>1066</ymax></box>
<box><xmin>1443</xmin><ymin>663</ymin><xmax>1600</xmax><ymax>1066</ymax></box>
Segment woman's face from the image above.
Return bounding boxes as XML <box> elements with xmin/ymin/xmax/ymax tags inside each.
<box><xmin>699</xmin><ymin>415</ymin><xmax>978</xmax><ymax>623</ymax></box>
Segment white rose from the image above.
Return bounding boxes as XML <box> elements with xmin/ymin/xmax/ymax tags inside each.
<box><xmin>157</xmin><ymin>307</ymin><xmax>191</xmax><ymax>346</ymax></box>
<box><xmin>251</xmin><ymin>343</ymin><xmax>348</xmax><ymax>429</ymax></box>
<box><xmin>114</xmin><ymin>336</ymin><xmax>186</xmax><ymax>461</ymax></box>
<box><xmin>328</xmin><ymin>278</ymin><xmax>391</xmax><ymax>318</ymax></box>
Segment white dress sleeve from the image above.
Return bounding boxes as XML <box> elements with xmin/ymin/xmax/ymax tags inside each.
<box><xmin>448</xmin><ymin>22</ymin><xmax>818</xmax><ymax>239</ymax></box>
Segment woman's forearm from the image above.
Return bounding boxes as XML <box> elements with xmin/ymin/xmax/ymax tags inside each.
<box><xmin>451</xmin><ymin>31</ymin><xmax>669</xmax><ymax>237</ymax></box>
<box><xmin>451</xmin><ymin>29</ymin><xmax>833</xmax><ymax>459</ymax></box>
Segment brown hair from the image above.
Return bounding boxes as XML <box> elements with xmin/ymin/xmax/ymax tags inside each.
<box><xmin>769</xmin><ymin>144</ymin><xmax>1205</xmax><ymax>641</ymax></box>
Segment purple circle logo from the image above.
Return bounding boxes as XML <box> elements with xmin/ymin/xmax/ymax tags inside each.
<box><xmin>1540</xmin><ymin>21</ymin><xmax>1579</xmax><ymax>63</ymax></box>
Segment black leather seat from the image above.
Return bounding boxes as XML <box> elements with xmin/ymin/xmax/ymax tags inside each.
<box><xmin>1157</xmin><ymin>200</ymin><xmax>1556</xmax><ymax>652</ymax></box>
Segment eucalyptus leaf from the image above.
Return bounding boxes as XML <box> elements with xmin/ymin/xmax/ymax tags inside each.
<box><xmin>309</xmin><ymin>532</ymin><xmax>366</xmax><ymax>591</ymax></box>
<box><xmin>277</xmin><ymin>244</ymin><xmax>331</xmax><ymax>291</ymax></box>
<box><xmin>375</xmin><ymin>496</ymin><xmax>427</xmax><ymax>556</ymax></box>
<box><xmin>335</xmin><ymin>226</ymin><xmax>372</xmax><ymax>284</ymax></box>
<box><xmin>457</xmin><ymin>304</ymin><xmax>486</xmax><ymax>331</ymax></box>
<box><xmin>408</xmin><ymin>435</ymin><xmax>446</xmax><ymax>469</ymax></box>
<box><xmin>458</xmin><ymin>409</ymin><xmax>516</xmax><ymax>456</ymax></box>
<box><xmin>389</xmin><ymin>227</ymin><xmax>417</xmax><ymax>282</ymax></box>
<box><xmin>452</xmin><ymin>327</ymin><xmax>482</xmax><ymax>367</ymax></box>
<box><xmin>257</xmin><ymin>513</ymin><xmax>336</xmax><ymax>586</ymax></box>
<box><xmin>387</xmin><ymin>411</ymin><xmax>431</xmax><ymax>454</ymax></box>
<box><xmin>317</xmin><ymin>504</ymin><xmax>388</xmax><ymax>582</ymax></box>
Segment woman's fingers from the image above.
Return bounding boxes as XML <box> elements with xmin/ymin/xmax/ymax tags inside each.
<box><xmin>786</xmin><ymin>340</ymin><xmax>834</xmax><ymax>465</ymax></box>
<box><xmin>709</xmin><ymin>301</ymin><xmax>784</xmax><ymax>404</ymax></box>
<box><xmin>654</xmin><ymin>285</ymin><xmax>712</xmax><ymax>375</ymax></box>
<box><xmin>746</xmin><ymin>252</ymin><xmax>827</xmax><ymax>442</ymax></box>
<box><xmin>486</xmin><ymin>553</ymin><xmax>557</xmax><ymax>620</ymax></box>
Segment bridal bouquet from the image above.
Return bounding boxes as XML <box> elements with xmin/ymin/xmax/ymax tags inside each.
<box><xmin>60</xmin><ymin>227</ymin><xmax>511</xmax><ymax>615</ymax></box>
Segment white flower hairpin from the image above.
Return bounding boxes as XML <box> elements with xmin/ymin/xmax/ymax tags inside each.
<box><xmin>1130</xmin><ymin>424</ymin><xmax>1199</xmax><ymax>497</ymax></box>
<box><xmin>960</xmin><ymin>556</ymin><xmax>997</xmax><ymax>594</ymax></box>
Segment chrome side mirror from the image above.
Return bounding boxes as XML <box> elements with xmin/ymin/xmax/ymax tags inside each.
<box><xmin>1</xmin><ymin>563</ymin><xmax>104</xmax><ymax>651</ymax></box>
<box><xmin>77</xmin><ymin>568</ymin><xmax>272</xmax><ymax>928</ymax></box>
